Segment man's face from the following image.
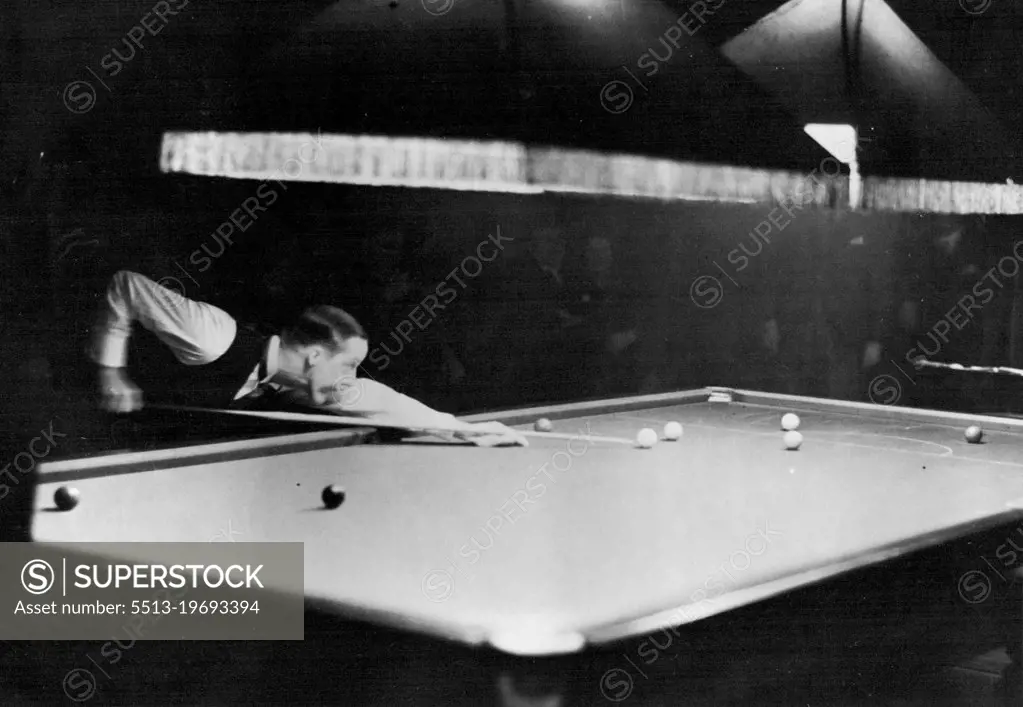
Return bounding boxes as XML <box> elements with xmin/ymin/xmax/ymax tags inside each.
<box><xmin>305</xmin><ymin>337</ymin><xmax>369</xmax><ymax>407</ymax></box>
<box><xmin>936</xmin><ymin>228</ymin><xmax>963</xmax><ymax>257</ymax></box>
<box><xmin>530</xmin><ymin>227</ymin><xmax>565</xmax><ymax>272</ymax></box>
<box><xmin>585</xmin><ymin>237</ymin><xmax>613</xmax><ymax>275</ymax></box>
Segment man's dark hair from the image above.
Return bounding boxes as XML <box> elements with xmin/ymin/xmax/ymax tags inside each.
<box><xmin>282</xmin><ymin>306</ymin><xmax>366</xmax><ymax>353</ymax></box>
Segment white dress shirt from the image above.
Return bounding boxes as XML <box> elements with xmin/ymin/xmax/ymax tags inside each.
<box><xmin>89</xmin><ymin>270</ymin><xmax>268</xmax><ymax>400</ymax></box>
<box><xmin>89</xmin><ymin>271</ymin><xmax>463</xmax><ymax>427</ymax></box>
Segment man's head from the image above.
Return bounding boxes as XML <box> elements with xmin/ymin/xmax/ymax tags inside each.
<box><xmin>529</xmin><ymin>227</ymin><xmax>566</xmax><ymax>273</ymax></box>
<box><xmin>935</xmin><ymin>226</ymin><xmax>964</xmax><ymax>256</ymax></box>
<box><xmin>276</xmin><ymin>306</ymin><xmax>368</xmax><ymax>406</ymax></box>
<box><xmin>584</xmin><ymin>236</ymin><xmax>613</xmax><ymax>276</ymax></box>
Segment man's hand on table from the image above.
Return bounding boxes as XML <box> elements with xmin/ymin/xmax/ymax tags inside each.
<box><xmin>455</xmin><ymin>421</ymin><xmax>529</xmax><ymax>447</ymax></box>
<box><xmin>98</xmin><ymin>367</ymin><xmax>143</xmax><ymax>413</ymax></box>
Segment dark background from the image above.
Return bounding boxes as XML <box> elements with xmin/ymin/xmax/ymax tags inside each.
<box><xmin>2</xmin><ymin>0</ymin><xmax>1022</xmax><ymax>421</ymax></box>
<box><xmin>5</xmin><ymin>175</ymin><xmax>1022</xmax><ymax>417</ymax></box>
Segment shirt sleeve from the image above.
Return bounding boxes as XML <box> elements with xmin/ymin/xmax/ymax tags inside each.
<box><xmin>89</xmin><ymin>270</ymin><xmax>238</xmax><ymax>368</ymax></box>
<box><xmin>276</xmin><ymin>377</ymin><xmax>462</xmax><ymax>430</ymax></box>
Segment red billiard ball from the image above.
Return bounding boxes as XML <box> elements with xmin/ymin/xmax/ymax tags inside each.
<box><xmin>54</xmin><ymin>486</ymin><xmax>80</xmax><ymax>511</ymax></box>
<box><xmin>534</xmin><ymin>418</ymin><xmax>553</xmax><ymax>432</ymax></box>
<box><xmin>321</xmin><ymin>485</ymin><xmax>346</xmax><ymax>509</ymax></box>
<box><xmin>965</xmin><ymin>426</ymin><xmax>983</xmax><ymax>444</ymax></box>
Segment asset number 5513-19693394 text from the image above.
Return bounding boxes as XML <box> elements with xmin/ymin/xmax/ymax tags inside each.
<box><xmin>131</xmin><ymin>600</ymin><xmax>260</xmax><ymax>615</ymax></box>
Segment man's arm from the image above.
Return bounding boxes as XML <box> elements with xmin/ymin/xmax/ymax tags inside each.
<box><xmin>90</xmin><ymin>270</ymin><xmax>237</xmax><ymax>367</ymax></box>
<box><xmin>276</xmin><ymin>377</ymin><xmax>528</xmax><ymax>447</ymax></box>
<box><xmin>91</xmin><ymin>270</ymin><xmax>238</xmax><ymax>412</ymax></box>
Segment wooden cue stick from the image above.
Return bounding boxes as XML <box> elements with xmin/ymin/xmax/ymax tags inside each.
<box><xmin>152</xmin><ymin>404</ymin><xmax>637</xmax><ymax>445</ymax></box>
<box><xmin>912</xmin><ymin>359</ymin><xmax>1023</xmax><ymax>378</ymax></box>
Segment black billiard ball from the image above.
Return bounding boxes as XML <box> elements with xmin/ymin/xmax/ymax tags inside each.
<box><xmin>54</xmin><ymin>486</ymin><xmax>80</xmax><ymax>511</ymax></box>
<box><xmin>321</xmin><ymin>485</ymin><xmax>346</xmax><ymax>509</ymax></box>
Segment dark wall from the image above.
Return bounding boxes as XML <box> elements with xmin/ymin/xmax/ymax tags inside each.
<box><xmin>21</xmin><ymin>164</ymin><xmax>1020</xmax><ymax>417</ymax></box>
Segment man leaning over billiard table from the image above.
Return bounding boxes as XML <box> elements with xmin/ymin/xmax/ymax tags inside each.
<box><xmin>89</xmin><ymin>271</ymin><xmax>527</xmax><ymax>447</ymax></box>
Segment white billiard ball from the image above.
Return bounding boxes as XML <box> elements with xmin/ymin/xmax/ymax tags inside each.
<box><xmin>663</xmin><ymin>421</ymin><xmax>683</xmax><ymax>441</ymax></box>
<box><xmin>636</xmin><ymin>428</ymin><xmax>658</xmax><ymax>448</ymax></box>
<box><xmin>783</xmin><ymin>431</ymin><xmax>803</xmax><ymax>450</ymax></box>
<box><xmin>781</xmin><ymin>413</ymin><xmax>800</xmax><ymax>431</ymax></box>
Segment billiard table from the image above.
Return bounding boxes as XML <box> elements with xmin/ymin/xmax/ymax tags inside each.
<box><xmin>31</xmin><ymin>387</ymin><xmax>1023</xmax><ymax>663</ymax></box>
